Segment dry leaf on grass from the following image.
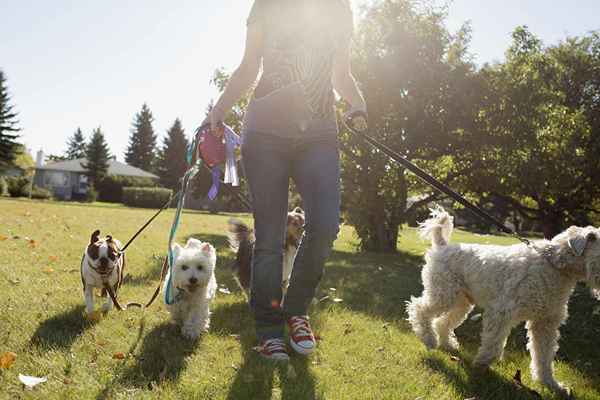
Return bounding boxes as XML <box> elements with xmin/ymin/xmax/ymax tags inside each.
<box><xmin>28</xmin><ymin>239</ymin><xmax>36</xmax><ymax>249</ymax></box>
<box><xmin>0</xmin><ymin>235</ymin><xmax>8</xmax><ymax>241</ymax></box>
<box><xmin>19</xmin><ymin>374</ymin><xmax>47</xmax><ymax>388</ymax></box>
<box><xmin>48</xmin><ymin>255</ymin><xmax>59</xmax><ymax>262</ymax></box>
<box><xmin>112</xmin><ymin>352</ymin><xmax>126</xmax><ymax>360</ymax></box>
<box><xmin>0</xmin><ymin>352</ymin><xmax>17</xmax><ymax>369</ymax></box>
<box><xmin>43</xmin><ymin>267</ymin><xmax>54</xmax><ymax>274</ymax></box>
<box><xmin>63</xmin><ymin>378</ymin><xmax>72</xmax><ymax>385</ymax></box>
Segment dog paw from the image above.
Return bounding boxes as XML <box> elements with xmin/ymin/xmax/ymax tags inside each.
<box><xmin>86</xmin><ymin>310</ymin><xmax>102</xmax><ymax>322</ymax></box>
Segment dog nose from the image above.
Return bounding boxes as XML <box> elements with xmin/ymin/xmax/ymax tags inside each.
<box><xmin>99</xmin><ymin>257</ymin><xmax>109</xmax><ymax>269</ymax></box>
<box><xmin>189</xmin><ymin>277</ymin><xmax>198</xmax><ymax>285</ymax></box>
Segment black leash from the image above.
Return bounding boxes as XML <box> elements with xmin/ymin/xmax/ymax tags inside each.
<box><xmin>343</xmin><ymin>111</ymin><xmax>531</xmax><ymax>246</ymax></box>
<box><xmin>118</xmin><ymin>190</ymin><xmax>180</xmax><ymax>254</ymax></box>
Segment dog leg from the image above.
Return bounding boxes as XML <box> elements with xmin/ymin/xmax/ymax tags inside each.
<box><xmin>433</xmin><ymin>295</ymin><xmax>474</xmax><ymax>352</ymax></box>
<box><xmin>526</xmin><ymin>317</ymin><xmax>569</xmax><ymax>396</ymax></box>
<box><xmin>101</xmin><ymin>286</ymin><xmax>114</xmax><ymax>313</ymax></box>
<box><xmin>407</xmin><ymin>293</ymin><xmax>455</xmax><ymax>350</ymax></box>
<box><xmin>84</xmin><ymin>285</ymin><xmax>95</xmax><ymax>315</ymax></box>
<box><xmin>474</xmin><ymin>309</ymin><xmax>513</xmax><ymax>367</ymax></box>
<box><xmin>181</xmin><ymin>300</ymin><xmax>208</xmax><ymax>340</ymax></box>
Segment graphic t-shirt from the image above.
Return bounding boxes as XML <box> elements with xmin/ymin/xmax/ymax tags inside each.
<box><xmin>244</xmin><ymin>0</ymin><xmax>353</xmax><ymax>137</ymax></box>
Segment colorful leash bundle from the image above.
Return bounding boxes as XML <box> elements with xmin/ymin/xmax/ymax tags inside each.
<box><xmin>163</xmin><ymin>123</ymin><xmax>241</xmax><ymax>305</ymax></box>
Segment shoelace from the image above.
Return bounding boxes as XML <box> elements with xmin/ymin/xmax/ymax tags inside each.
<box><xmin>258</xmin><ymin>339</ymin><xmax>287</xmax><ymax>354</ymax></box>
<box><xmin>289</xmin><ymin>317</ymin><xmax>312</xmax><ymax>338</ymax></box>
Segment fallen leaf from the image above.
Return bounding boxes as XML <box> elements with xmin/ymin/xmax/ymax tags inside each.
<box><xmin>28</xmin><ymin>239</ymin><xmax>36</xmax><ymax>249</ymax></box>
<box><xmin>63</xmin><ymin>378</ymin><xmax>72</xmax><ymax>385</ymax></box>
<box><xmin>43</xmin><ymin>267</ymin><xmax>54</xmax><ymax>274</ymax></box>
<box><xmin>0</xmin><ymin>235</ymin><xmax>8</xmax><ymax>241</ymax></box>
<box><xmin>0</xmin><ymin>352</ymin><xmax>17</xmax><ymax>369</ymax></box>
<box><xmin>333</xmin><ymin>298</ymin><xmax>343</xmax><ymax>303</ymax></box>
<box><xmin>48</xmin><ymin>255</ymin><xmax>59</xmax><ymax>263</ymax></box>
<box><xmin>112</xmin><ymin>352</ymin><xmax>126</xmax><ymax>360</ymax></box>
<box><xmin>19</xmin><ymin>374</ymin><xmax>47</xmax><ymax>388</ymax></box>
<box><xmin>218</xmin><ymin>287</ymin><xmax>231</xmax><ymax>295</ymax></box>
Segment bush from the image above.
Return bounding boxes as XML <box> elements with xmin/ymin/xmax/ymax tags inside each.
<box><xmin>122</xmin><ymin>187</ymin><xmax>172</xmax><ymax>209</ymax></box>
<box><xmin>96</xmin><ymin>176</ymin><xmax>156</xmax><ymax>203</ymax></box>
<box><xmin>86</xmin><ymin>186</ymin><xmax>98</xmax><ymax>203</ymax></box>
<box><xmin>30</xmin><ymin>186</ymin><xmax>53</xmax><ymax>200</ymax></box>
<box><xmin>6</xmin><ymin>176</ymin><xmax>31</xmax><ymax>197</ymax></box>
<box><xmin>0</xmin><ymin>176</ymin><xmax>8</xmax><ymax>196</ymax></box>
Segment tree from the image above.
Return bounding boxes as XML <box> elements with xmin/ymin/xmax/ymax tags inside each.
<box><xmin>65</xmin><ymin>128</ymin><xmax>86</xmax><ymax>159</ymax></box>
<box><xmin>463</xmin><ymin>27</ymin><xmax>600</xmax><ymax>238</ymax></box>
<box><xmin>125</xmin><ymin>103</ymin><xmax>157</xmax><ymax>172</ymax></box>
<box><xmin>0</xmin><ymin>70</ymin><xmax>20</xmax><ymax>169</ymax></box>
<box><xmin>157</xmin><ymin>118</ymin><xmax>189</xmax><ymax>190</ymax></box>
<box><xmin>82</xmin><ymin>127</ymin><xmax>111</xmax><ymax>187</ymax></box>
<box><xmin>340</xmin><ymin>0</ymin><xmax>481</xmax><ymax>252</ymax></box>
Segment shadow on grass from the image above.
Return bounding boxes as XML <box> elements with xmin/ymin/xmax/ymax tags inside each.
<box><xmin>30</xmin><ymin>305</ymin><xmax>97</xmax><ymax>350</ymax></box>
<box><xmin>96</xmin><ymin>321</ymin><xmax>200</xmax><ymax>400</ymax></box>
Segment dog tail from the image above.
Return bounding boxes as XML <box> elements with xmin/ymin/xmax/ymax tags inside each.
<box><xmin>227</xmin><ymin>219</ymin><xmax>254</xmax><ymax>290</ymax></box>
<box><xmin>418</xmin><ymin>206</ymin><xmax>454</xmax><ymax>248</ymax></box>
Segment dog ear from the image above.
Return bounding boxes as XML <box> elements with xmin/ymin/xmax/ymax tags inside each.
<box><xmin>106</xmin><ymin>235</ymin><xmax>113</xmax><ymax>242</ymax></box>
<box><xmin>567</xmin><ymin>226</ymin><xmax>595</xmax><ymax>257</ymax></box>
<box><xmin>90</xmin><ymin>230</ymin><xmax>101</xmax><ymax>245</ymax></box>
<box><xmin>185</xmin><ymin>238</ymin><xmax>204</xmax><ymax>249</ymax></box>
<box><xmin>172</xmin><ymin>243</ymin><xmax>183</xmax><ymax>258</ymax></box>
<box><xmin>201</xmin><ymin>242</ymin><xmax>215</xmax><ymax>255</ymax></box>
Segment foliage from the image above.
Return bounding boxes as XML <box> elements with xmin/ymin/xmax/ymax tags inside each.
<box><xmin>122</xmin><ymin>186</ymin><xmax>172</xmax><ymax>208</ymax></box>
<box><xmin>464</xmin><ymin>27</ymin><xmax>600</xmax><ymax>237</ymax></box>
<box><xmin>340</xmin><ymin>0</ymin><xmax>480</xmax><ymax>252</ymax></box>
<box><xmin>0</xmin><ymin>69</ymin><xmax>20</xmax><ymax>169</ymax></box>
<box><xmin>65</xmin><ymin>128</ymin><xmax>86</xmax><ymax>160</ymax></box>
<box><xmin>5</xmin><ymin>176</ymin><xmax>31</xmax><ymax>197</ymax></box>
<box><xmin>156</xmin><ymin>119</ymin><xmax>189</xmax><ymax>190</ymax></box>
<box><xmin>85</xmin><ymin>186</ymin><xmax>98</xmax><ymax>203</ymax></box>
<box><xmin>125</xmin><ymin>103</ymin><xmax>158</xmax><ymax>173</ymax></box>
<box><xmin>82</xmin><ymin>127</ymin><xmax>111</xmax><ymax>187</ymax></box>
<box><xmin>96</xmin><ymin>175</ymin><xmax>156</xmax><ymax>203</ymax></box>
<box><xmin>30</xmin><ymin>186</ymin><xmax>53</xmax><ymax>200</ymax></box>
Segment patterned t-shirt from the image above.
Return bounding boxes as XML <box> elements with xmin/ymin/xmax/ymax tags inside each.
<box><xmin>244</xmin><ymin>0</ymin><xmax>353</xmax><ymax>136</ymax></box>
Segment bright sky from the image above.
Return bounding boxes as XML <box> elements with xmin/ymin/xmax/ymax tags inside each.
<box><xmin>1</xmin><ymin>1</ymin><xmax>598</xmax><ymax>162</ymax></box>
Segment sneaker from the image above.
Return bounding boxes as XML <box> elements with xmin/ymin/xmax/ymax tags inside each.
<box><xmin>255</xmin><ymin>338</ymin><xmax>290</xmax><ymax>362</ymax></box>
<box><xmin>287</xmin><ymin>316</ymin><xmax>316</xmax><ymax>355</ymax></box>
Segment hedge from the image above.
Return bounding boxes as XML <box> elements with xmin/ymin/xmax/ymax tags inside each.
<box><xmin>122</xmin><ymin>187</ymin><xmax>173</xmax><ymax>209</ymax></box>
<box><xmin>97</xmin><ymin>176</ymin><xmax>156</xmax><ymax>203</ymax></box>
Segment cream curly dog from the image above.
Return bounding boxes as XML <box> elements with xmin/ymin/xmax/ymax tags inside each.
<box><xmin>407</xmin><ymin>207</ymin><xmax>600</xmax><ymax>395</ymax></box>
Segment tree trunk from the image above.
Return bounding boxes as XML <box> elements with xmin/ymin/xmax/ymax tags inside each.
<box><xmin>541</xmin><ymin>212</ymin><xmax>563</xmax><ymax>239</ymax></box>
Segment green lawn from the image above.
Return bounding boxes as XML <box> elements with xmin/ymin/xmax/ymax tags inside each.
<box><xmin>0</xmin><ymin>198</ymin><xmax>599</xmax><ymax>399</ymax></box>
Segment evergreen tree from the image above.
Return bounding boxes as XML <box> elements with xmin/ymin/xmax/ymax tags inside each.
<box><xmin>82</xmin><ymin>127</ymin><xmax>111</xmax><ymax>187</ymax></box>
<box><xmin>0</xmin><ymin>70</ymin><xmax>20</xmax><ymax>169</ymax></box>
<box><xmin>65</xmin><ymin>127</ymin><xmax>86</xmax><ymax>159</ymax></box>
<box><xmin>125</xmin><ymin>103</ymin><xmax>157</xmax><ymax>172</ymax></box>
<box><xmin>157</xmin><ymin>118</ymin><xmax>189</xmax><ymax>190</ymax></box>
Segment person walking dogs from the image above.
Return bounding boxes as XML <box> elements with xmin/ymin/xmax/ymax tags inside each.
<box><xmin>204</xmin><ymin>0</ymin><xmax>367</xmax><ymax>361</ymax></box>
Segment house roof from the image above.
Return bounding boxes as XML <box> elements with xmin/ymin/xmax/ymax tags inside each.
<box><xmin>37</xmin><ymin>158</ymin><xmax>159</xmax><ymax>179</ymax></box>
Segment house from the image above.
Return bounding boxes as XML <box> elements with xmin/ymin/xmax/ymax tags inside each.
<box><xmin>34</xmin><ymin>153</ymin><xmax>158</xmax><ymax>200</ymax></box>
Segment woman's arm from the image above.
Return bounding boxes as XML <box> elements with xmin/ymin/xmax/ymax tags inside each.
<box><xmin>207</xmin><ymin>22</ymin><xmax>264</xmax><ymax>129</ymax></box>
<box><xmin>332</xmin><ymin>40</ymin><xmax>367</xmax><ymax>114</ymax></box>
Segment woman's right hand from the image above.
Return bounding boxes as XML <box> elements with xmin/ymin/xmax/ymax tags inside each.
<box><xmin>202</xmin><ymin>106</ymin><xmax>226</xmax><ymax>138</ymax></box>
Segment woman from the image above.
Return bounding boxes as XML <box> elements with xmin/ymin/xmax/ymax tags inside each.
<box><xmin>205</xmin><ymin>0</ymin><xmax>367</xmax><ymax>361</ymax></box>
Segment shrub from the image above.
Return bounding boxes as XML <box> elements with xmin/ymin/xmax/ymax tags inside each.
<box><xmin>30</xmin><ymin>186</ymin><xmax>53</xmax><ymax>200</ymax></box>
<box><xmin>0</xmin><ymin>176</ymin><xmax>8</xmax><ymax>196</ymax></box>
<box><xmin>96</xmin><ymin>176</ymin><xmax>156</xmax><ymax>203</ymax></box>
<box><xmin>86</xmin><ymin>186</ymin><xmax>98</xmax><ymax>203</ymax></box>
<box><xmin>6</xmin><ymin>176</ymin><xmax>31</xmax><ymax>197</ymax></box>
<box><xmin>122</xmin><ymin>187</ymin><xmax>172</xmax><ymax>209</ymax></box>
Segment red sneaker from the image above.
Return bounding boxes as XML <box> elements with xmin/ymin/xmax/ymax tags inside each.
<box><xmin>287</xmin><ymin>316</ymin><xmax>316</xmax><ymax>355</ymax></box>
<box><xmin>255</xmin><ymin>338</ymin><xmax>289</xmax><ymax>362</ymax></box>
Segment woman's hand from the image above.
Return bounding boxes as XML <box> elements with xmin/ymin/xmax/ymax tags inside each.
<box><xmin>202</xmin><ymin>106</ymin><xmax>226</xmax><ymax>138</ymax></box>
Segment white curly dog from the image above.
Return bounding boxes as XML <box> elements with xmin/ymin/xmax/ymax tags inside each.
<box><xmin>407</xmin><ymin>207</ymin><xmax>600</xmax><ymax>396</ymax></box>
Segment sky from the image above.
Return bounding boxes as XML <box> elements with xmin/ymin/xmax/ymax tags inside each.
<box><xmin>1</xmin><ymin>0</ymin><xmax>598</xmax><ymax>163</ymax></box>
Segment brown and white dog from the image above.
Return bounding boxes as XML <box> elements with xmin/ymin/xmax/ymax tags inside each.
<box><xmin>80</xmin><ymin>230</ymin><xmax>125</xmax><ymax>315</ymax></box>
<box><xmin>227</xmin><ymin>207</ymin><xmax>305</xmax><ymax>293</ymax></box>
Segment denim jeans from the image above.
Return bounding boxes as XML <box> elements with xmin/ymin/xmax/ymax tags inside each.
<box><xmin>241</xmin><ymin>131</ymin><xmax>341</xmax><ymax>340</ymax></box>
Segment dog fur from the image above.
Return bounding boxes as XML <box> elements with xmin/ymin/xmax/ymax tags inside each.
<box><xmin>407</xmin><ymin>207</ymin><xmax>600</xmax><ymax>396</ymax></box>
<box><xmin>227</xmin><ymin>207</ymin><xmax>305</xmax><ymax>293</ymax></box>
<box><xmin>165</xmin><ymin>238</ymin><xmax>217</xmax><ymax>339</ymax></box>
<box><xmin>80</xmin><ymin>230</ymin><xmax>125</xmax><ymax>315</ymax></box>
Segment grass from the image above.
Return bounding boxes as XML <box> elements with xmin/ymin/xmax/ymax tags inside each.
<box><xmin>0</xmin><ymin>197</ymin><xmax>599</xmax><ymax>400</ymax></box>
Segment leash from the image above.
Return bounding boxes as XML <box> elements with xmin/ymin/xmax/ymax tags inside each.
<box><xmin>343</xmin><ymin>111</ymin><xmax>532</xmax><ymax>247</ymax></box>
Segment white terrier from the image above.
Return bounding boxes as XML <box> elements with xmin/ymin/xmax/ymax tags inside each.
<box><xmin>80</xmin><ymin>230</ymin><xmax>125</xmax><ymax>315</ymax></box>
<box><xmin>407</xmin><ymin>207</ymin><xmax>600</xmax><ymax>396</ymax></box>
<box><xmin>166</xmin><ymin>238</ymin><xmax>217</xmax><ymax>339</ymax></box>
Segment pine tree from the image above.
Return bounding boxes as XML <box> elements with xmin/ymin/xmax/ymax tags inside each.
<box><xmin>82</xmin><ymin>127</ymin><xmax>111</xmax><ymax>187</ymax></box>
<box><xmin>157</xmin><ymin>118</ymin><xmax>189</xmax><ymax>190</ymax></box>
<box><xmin>0</xmin><ymin>70</ymin><xmax>20</xmax><ymax>169</ymax></box>
<box><xmin>65</xmin><ymin>127</ymin><xmax>86</xmax><ymax>159</ymax></box>
<box><xmin>125</xmin><ymin>103</ymin><xmax>157</xmax><ymax>172</ymax></box>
